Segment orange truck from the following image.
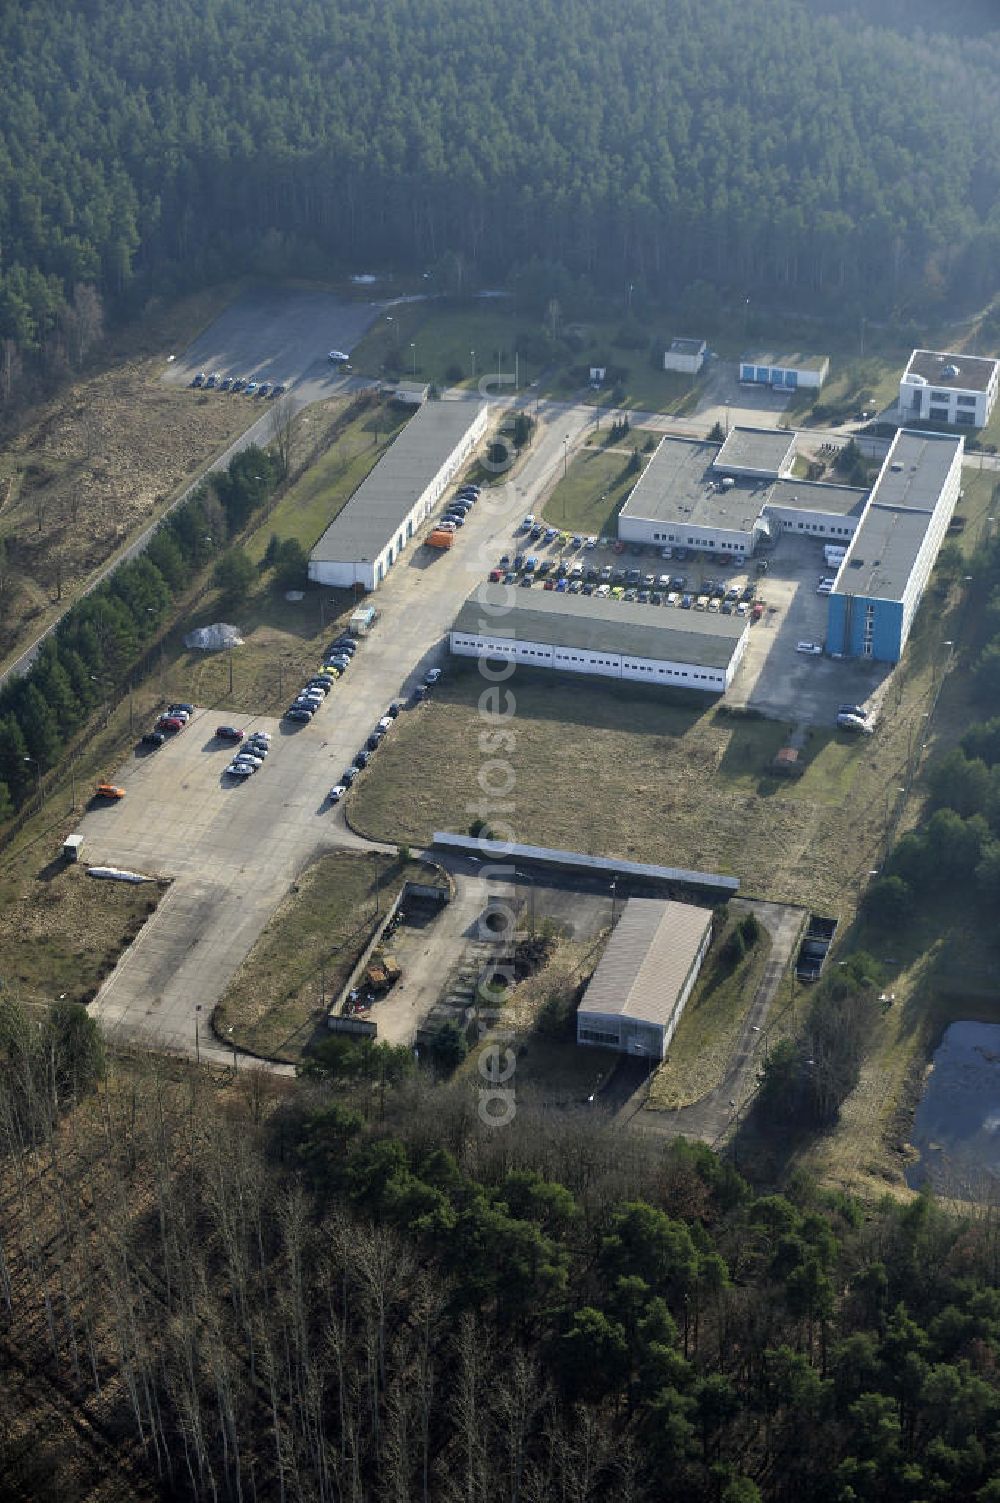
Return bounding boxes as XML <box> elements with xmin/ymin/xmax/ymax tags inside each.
<box><xmin>425</xmin><ymin>529</ymin><xmax>454</xmax><ymax>550</ymax></box>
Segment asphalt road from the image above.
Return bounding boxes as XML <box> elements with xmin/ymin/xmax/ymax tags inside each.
<box><xmin>78</xmin><ymin>397</ymin><xmax>595</xmax><ymax>1066</ymax></box>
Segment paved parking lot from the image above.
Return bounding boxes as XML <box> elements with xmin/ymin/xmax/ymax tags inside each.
<box><xmin>78</xmin><ymin>401</ymin><xmax>595</xmax><ymax>1062</ymax></box>
<box><xmin>161</xmin><ymin>286</ymin><xmax>382</xmax><ymax>406</ymax></box>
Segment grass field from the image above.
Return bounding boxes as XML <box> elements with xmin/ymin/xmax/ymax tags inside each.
<box><xmin>213</xmin><ymin>850</ymin><xmax>436</xmax><ymax>1063</ymax></box>
<box><xmin>349</xmin><ymin>301</ymin><xmax>528</xmax><ymax>389</ymax></box>
<box><xmin>0</xmin><ymin>854</ymin><xmax>163</xmax><ymax>1011</ymax></box>
<box><xmin>245</xmin><ymin>399</ymin><xmax>408</xmax><ymax>562</ymax></box>
<box><xmin>647</xmin><ymin>919</ymin><xmax>773</xmax><ymax>1110</ymax></box>
<box><xmin>542</xmin><ymin>447</ymin><xmax>641</xmax><ymax>535</ymax></box>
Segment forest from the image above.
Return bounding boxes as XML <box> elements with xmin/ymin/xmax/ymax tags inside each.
<box><xmin>2</xmin><ymin>0</ymin><xmax>1000</xmax><ymax>396</ymax></box>
<box><xmin>3</xmin><ymin>1000</ymin><xmax>1000</xmax><ymax>1503</ymax></box>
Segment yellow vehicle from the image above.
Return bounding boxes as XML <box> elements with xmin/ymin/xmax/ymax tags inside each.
<box><xmin>95</xmin><ymin>783</ymin><xmax>125</xmax><ymax>800</ymax></box>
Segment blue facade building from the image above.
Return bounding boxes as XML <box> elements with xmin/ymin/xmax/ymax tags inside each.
<box><xmin>825</xmin><ymin>430</ymin><xmax>963</xmax><ymax>664</ymax></box>
<box><xmin>739</xmin><ymin>351</ymin><xmax>829</xmax><ymax>391</ymax></box>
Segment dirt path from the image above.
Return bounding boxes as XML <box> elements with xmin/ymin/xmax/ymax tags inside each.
<box><xmin>618</xmin><ymin>901</ymin><xmax>805</xmax><ymax>1143</ymax></box>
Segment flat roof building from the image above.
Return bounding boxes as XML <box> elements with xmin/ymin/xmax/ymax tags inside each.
<box><xmin>739</xmin><ymin>351</ymin><xmax>829</xmax><ymax>391</ymax></box>
<box><xmin>898</xmin><ymin>349</ymin><xmax>999</xmax><ymax>429</ymax></box>
<box><xmin>716</xmin><ymin>426</ymin><xmax>796</xmax><ymax>478</ymax></box>
<box><xmin>663</xmin><ymin>337</ymin><xmax>707</xmax><ymax>375</ymax></box>
<box><xmin>827</xmin><ymin>429</ymin><xmax>964</xmax><ymax>663</ymax></box>
<box><xmin>619</xmin><ymin>430</ymin><xmax>868</xmax><ymax>557</ymax></box>
<box><xmin>450</xmin><ymin>585</ymin><xmax>749</xmax><ymax>694</ymax></box>
<box><xmin>577</xmin><ymin>898</ymin><xmax>714</xmax><ymax>1059</ymax></box>
<box><xmin>309</xmin><ymin>399</ymin><xmax>487</xmax><ymax>591</ymax></box>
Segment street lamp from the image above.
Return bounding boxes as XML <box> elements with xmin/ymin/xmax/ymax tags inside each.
<box><xmin>195</xmin><ymin>1004</ymin><xmax>202</xmax><ymax>1066</ymax></box>
<box><xmin>563</xmin><ymin>435</ymin><xmax>570</xmax><ymax>478</ymax></box>
<box><xmin>470</xmin><ymin>349</ymin><xmax>476</xmax><ymax>382</ymax></box>
<box><xmin>22</xmin><ymin>755</ymin><xmax>41</xmax><ymax>802</ymax></box>
<box><xmin>410</xmin><ymin>342</ymin><xmax>416</xmax><ymax>378</ymax></box>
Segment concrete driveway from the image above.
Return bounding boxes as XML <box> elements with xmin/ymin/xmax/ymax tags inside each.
<box><xmin>78</xmin><ymin>399</ymin><xmax>595</xmax><ymax>1065</ymax></box>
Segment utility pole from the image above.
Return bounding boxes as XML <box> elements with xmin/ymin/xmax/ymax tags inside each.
<box><xmin>228</xmin><ymin>643</ymin><xmax>234</xmax><ymax>695</ymax></box>
<box><xmin>195</xmin><ymin>1005</ymin><xmax>202</xmax><ymax>1066</ymax></box>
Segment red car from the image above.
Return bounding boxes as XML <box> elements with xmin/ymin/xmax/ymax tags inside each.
<box><xmin>157</xmin><ymin>715</ymin><xmax>185</xmax><ymax>732</ymax></box>
<box><xmin>216</xmin><ymin>725</ymin><xmax>244</xmax><ymax>742</ymax></box>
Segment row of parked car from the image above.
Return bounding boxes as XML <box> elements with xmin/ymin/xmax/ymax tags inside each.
<box><xmin>328</xmin><ymin>666</ymin><xmax>441</xmax><ymax>803</ymax></box>
<box><xmin>433</xmin><ymin>482</ymin><xmax>482</xmax><ymax>533</ymax></box>
<box><xmin>219</xmin><ymin>726</ymin><xmax>273</xmax><ymax>778</ymax></box>
<box><xmin>490</xmin><ymin>554</ymin><xmax>760</xmax><ymax>614</ymax></box>
<box><xmin>140</xmin><ymin>702</ymin><xmax>197</xmax><ymax>746</ymax></box>
<box><xmin>283</xmin><ymin>632</ymin><xmax>360</xmax><ymax>724</ymax></box>
<box><xmin>190</xmin><ymin>372</ymin><xmax>287</xmax><ymax>398</ymax></box>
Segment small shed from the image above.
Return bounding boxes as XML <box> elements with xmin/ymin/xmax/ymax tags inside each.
<box><xmin>663</xmin><ymin>338</ymin><xmax>707</xmax><ymax>375</ymax></box>
<box><xmin>390</xmin><ymin>381</ymin><xmax>430</xmax><ymax>406</ymax></box>
<box><xmin>63</xmin><ymin>834</ymin><xmax>84</xmax><ymax>862</ymax></box>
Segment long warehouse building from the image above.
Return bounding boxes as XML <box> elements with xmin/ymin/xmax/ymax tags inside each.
<box><xmin>450</xmin><ymin>585</ymin><xmax>749</xmax><ymax>693</ymax></box>
<box><xmin>308</xmin><ymin>399</ymin><xmax>487</xmax><ymax>591</ymax></box>
<box><xmin>827</xmin><ymin>429</ymin><xmax>963</xmax><ymax>663</ymax></box>
<box><xmin>576</xmin><ymin>898</ymin><xmax>714</xmax><ymax>1059</ymax></box>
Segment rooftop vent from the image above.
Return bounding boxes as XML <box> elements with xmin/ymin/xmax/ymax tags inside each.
<box><xmin>941</xmin><ymin>363</ymin><xmax>960</xmax><ymax>379</ymax></box>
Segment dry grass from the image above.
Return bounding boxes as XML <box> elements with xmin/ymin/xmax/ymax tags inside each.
<box><xmin>0</xmin><ymin>296</ymin><xmax>257</xmax><ymax>673</ymax></box>
<box><xmin>647</xmin><ymin>922</ymin><xmax>773</xmax><ymax>1110</ymax></box>
<box><xmin>0</xmin><ymin>857</ymin><xmax>164</xmax><ymax>1009</ymax></box>
<box><xmin>213</xmin><ymin>851</ymin><xmax>436</xmax><ymax>1063</ymax></box>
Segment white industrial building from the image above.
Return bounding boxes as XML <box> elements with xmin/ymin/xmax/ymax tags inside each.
<box><xmin>576</xmin><ymin>898</ymin><xmax>714</xmax><ymax>1059</ymax></box>
<box><xmin>618</xmin><ymin>429</ymin><xmax>868</xmax><ymax>558</ymax></box>
<box><xmin>898</xmin><ymin>350</ymin><xmax>999</xmax><ymax>430</ymax></box>
<box><xmin>663</xmin><ymin>338</ymin><xmax>707</xmax><ymax>375</ymax></box>
<box><xmin>450</xmin><ymin>586</ymin><xmax>750</xmax><ymax>693</ymax></box>
<box><xmin>308</xmin><ymin>399</ymin><xmax>487</xmax><ymax>591</ymax></box>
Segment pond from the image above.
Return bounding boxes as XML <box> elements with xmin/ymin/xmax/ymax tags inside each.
<box><xmin>907</xmin><ymin>1021</ymin><xmax>1000</xmax><ymax>1199</ymax></box>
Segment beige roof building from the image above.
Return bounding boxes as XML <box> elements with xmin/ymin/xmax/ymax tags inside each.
<box><xmin>577</xmin><ymin>897</ymin><xmax>714</xmax><ymax>1059</ymax></box>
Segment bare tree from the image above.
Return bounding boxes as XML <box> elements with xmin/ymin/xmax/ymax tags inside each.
<box><xmin>270</xmin><ymin>394</ymin><xmax>296</xmax><ymax>479</ymax></box>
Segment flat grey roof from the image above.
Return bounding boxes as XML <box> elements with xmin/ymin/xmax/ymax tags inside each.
<box><xmin>835</xmin><ymin>430</ymin><xmax>962</xmax><ymax>600</ymax></box>
<box><xmin>868</xmin><ymin>429</ymin><xmax>963</xmax><ymax>512</ymax></box>
<box><xmin>622</xmin><ymin>436</ymin><xmax>771</xmax><ymax>534</ymax></box>
<box><xmin>741</xmin><ymin>350</ymin><xmax>829</xmax><ymax>372</ymax></box>
<box><xmin>767</xmin><ymin>477</ymin><xmax>869</xmax><ymax>518</ymax></box>
<box><xmin>310</xmin><ymin>399</ymin><xmax>484</xmax><ymax>564</ymax></box>
<box><xmin>904</xmin><ymin>349</ymin><xmax>999</xmax><ymax>394</ymax></box>
<box><xmin>453</xmin><ymin>586</ymin><xmax>746</xmax><ymax>670</ymax></box>
<box><xmin>669</xmin><ymin>337</ymin><xmax>706</xmax><ymax>355</ymax></box>
<box><xmin>431</xmin><ymin>835</ymin><xmax>739</xmax><ymax>894</ymax></box>
<box><xmin>579</xmin><ymin>898</ymin><xmax>713</xmax><ymax>1029</ymax></box>
<box><xmin>715</xmin><ymin>426</ymin><xmax>796</xmax><ymax>477</ymax></box>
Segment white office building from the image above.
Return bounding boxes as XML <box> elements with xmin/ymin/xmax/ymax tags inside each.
<box><xmin>618</xmin><ymin>429</ymin><xmax>868</xmax><ymax>558</ymax></box>
<box><xmin>308</xmin><ymin>399</ymin><xmax>487</xmax><ymax>591</ymax></box>
<box><xmin>898</xmin><ymin>350</ymin><xmax>999</xmax><ymax>429</ymax></box>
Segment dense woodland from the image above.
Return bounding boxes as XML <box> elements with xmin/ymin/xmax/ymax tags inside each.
<box><xmin>2</xmin><ymin>0</ymin><xmax>1000</xmax><ymax>395</ymax></box>
<box><xmin>3</xmin><ymin>1005</ymin><xmax>1000</xmax><ymax>1503</ymax></box>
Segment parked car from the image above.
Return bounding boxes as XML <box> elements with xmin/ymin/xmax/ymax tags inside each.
<box><xmin>140</xmin><ymin>730</ymin><xmax>166</xmax><ymax>747</ymax></box>
<box><xmin>233</xmin><ymin>752</ymin><xmax>264</xmax><ymax>769</ymax></box>
<box><xmin>219</xmin><ymin>376</ymin><xmax>233</xmax><ymax>391</ymax></box>
<box><xmin>366</xmin><ymin>733</ymin><xmax>382</xmax><ymax>752</ymax></box>
<box><xmin>519</xmin><ymin>514</ymin><xmax>535</xmax><ymax>531</ymax></box>
<box><xmin>837</xmin><ymin>713</ymin><xmax>874</xmax><ymax>734</ymax></box>
<box><xmin>226</xmin><ymin>761</ymin><xmax>256</xmax><ymax>777</ymax></box>
<box><xmin>192</xmin><ymin>372</ymin><xmax>205</xmax><ymax>387</ymax></box>
<box><xmin>284</xmin><ymin>706</ymin><xmax>313</xmax><ymax>722</ymax></box>
<box><xmin>355</xmin><ymin>749</ymin><xmax>371</xmax><ymax>768</ymax></box>
<box><xmin>216</xmin><ymin>725</ymin><xmax>244</xmax><ymax>742</ymax></box>
<box><xmin>95</xmin><ymin>782</ymin><xmax>126</xmax><ymax>800</ymax></box>
<box><xmin>157</xmin><ymin>715</ymin><xmax>185</xmax><ymax>732</ymax></box>
<box><xmin>328</xmin><ymin>785</ymin><xmax>346</xmax><ymax>804</ymax></box>
<box><xmin>443</xmin><ymin>512</ymin><xmax>465</xmax><ymax>527</ymax></box>
<box><xmin>839</xmin><ymin>704</ymin><xmax>869</xmax><ymax>720</ymax></box>
<box><xmin>342</xmin><ymin>767</ymin><xmax>359</xmax><ymax>786</ymax></box>
<box><xmin>424</xmin><ymin>668</ymin><xmax>441</xmax><ymax>685</ymax></box>
<box><xmin>796</xmin><ymin>641</ymin><xmax>823</xmax><ymax>655</ymax></box>
<box><xmin>386</xmin><ymin>702</ymin><xmax>403</xmax><ymax>719</ymax></box>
